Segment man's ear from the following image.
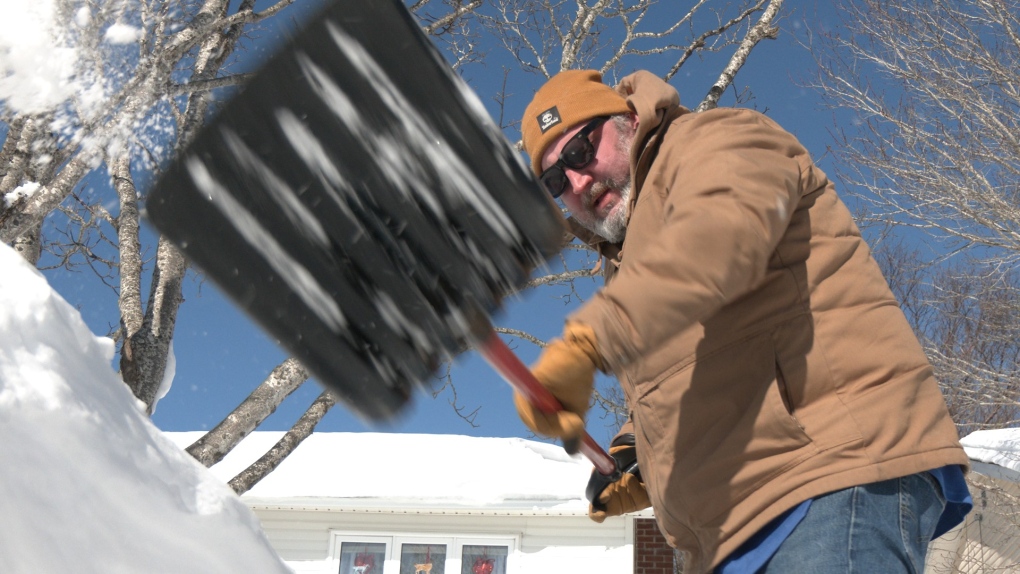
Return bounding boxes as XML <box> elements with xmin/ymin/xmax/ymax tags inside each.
<box><xmin>626</xmin><ymin>113</ymin><xmax>639</xmax><ymax>134</ymax></box>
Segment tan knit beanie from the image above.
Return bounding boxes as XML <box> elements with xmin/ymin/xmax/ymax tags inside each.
<box><xmin>521</xmin><ymin>70</ymin><xmax>632</xmax><ymax>176</ymax></box>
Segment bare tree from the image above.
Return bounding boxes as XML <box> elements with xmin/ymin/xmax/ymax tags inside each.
<box><xmin>811</xmin><ymin>0</ymin><xmax>1020</xmax><ymax>432</ymax></box>
<box><xmin>1</xmin><ymin>0</ymin><xmax>784</xmax><ymax>493</ymax></box>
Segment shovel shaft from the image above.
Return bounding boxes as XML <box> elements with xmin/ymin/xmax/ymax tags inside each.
<box><xmin>476</xmin><ymin>331</ymin><xmax>618</xmax><ymax>477</ymax></box>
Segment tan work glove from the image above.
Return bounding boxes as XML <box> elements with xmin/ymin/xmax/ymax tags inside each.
<box><xmin>513</xmin><ymin>322</ymin><xmax>603</xmax><ymax>450</ymax></box>
<box><xmin>587</xmin><ymin>437</ymin><xmax>651</xmax><ymax>523</ymax></box>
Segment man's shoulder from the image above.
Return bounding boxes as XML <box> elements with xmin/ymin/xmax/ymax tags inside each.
<box><xmin>665</xmin><ymin>106</ymin><xmax>791</xmax><ymax>142</ymax></box>
<box><xmin>672</xmin><ymin>105</ymin><xmax>773</xmax><ymax>125</ymax></box>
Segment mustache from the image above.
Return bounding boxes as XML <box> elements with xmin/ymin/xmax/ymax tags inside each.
<box><xmin>582</xmin><ymin>179</ymin><xmax>621</xmax><ymax>210</ymax></box>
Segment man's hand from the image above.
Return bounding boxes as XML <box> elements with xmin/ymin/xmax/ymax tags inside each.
<box><xmin>588</xmin><ymin>437</ymin><xmax>651</xmax><ymax>523</ymax></box>
<box><xmin>513</xmin><ymin>322</ymin><xmax>603</xmax><ymax>449</ymax></box>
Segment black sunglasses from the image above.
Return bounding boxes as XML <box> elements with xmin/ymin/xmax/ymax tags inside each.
<box><xmin>539</xmin><ymin>116</ymin><xmax>610</xmax><ymax>198</ymax></box>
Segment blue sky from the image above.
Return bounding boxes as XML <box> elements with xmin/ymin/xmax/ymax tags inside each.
<box><xmin>41</xmin><ymin>1</ymin><xmax>847</xmax><ymax>448</ymax></box>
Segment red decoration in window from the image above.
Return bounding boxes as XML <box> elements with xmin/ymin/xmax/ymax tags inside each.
<box><xmin>473</xmin><ymin>557</ymin><xmax>495</xmax><ymax>574</ymax></box>
<box><xmin>353</xmin><ymin>552</ymin><xmax>374</xmax><ymax>574</ymax></box>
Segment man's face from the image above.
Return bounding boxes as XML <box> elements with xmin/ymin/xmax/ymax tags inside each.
<box><xmin>540</xmin><ymin>115</ymin><xmax>636</xmax><ymax>242</ymax></box>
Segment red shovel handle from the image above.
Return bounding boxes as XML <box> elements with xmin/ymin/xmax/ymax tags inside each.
<box><xmin>476</xmin><ymin>331</ymin><xmax>618</xmax><ymax>477</ymax></box>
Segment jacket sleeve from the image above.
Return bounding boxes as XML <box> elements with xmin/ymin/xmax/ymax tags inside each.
<box><xmin>571</xmin><ymin>108</ymin><xmax>810</xmax><ymax>369</ymax></box>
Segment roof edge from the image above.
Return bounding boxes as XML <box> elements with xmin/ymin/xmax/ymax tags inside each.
<box><xmin>243</xmin><ymin>497</ymin><xmax>589</xmax><ymax>516</ymax></box>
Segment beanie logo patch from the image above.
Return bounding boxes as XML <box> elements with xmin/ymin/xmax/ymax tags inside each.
<box><xmin>537</xmin><ymin>106</ymin><xmax>562</xmax><ymax>133</ymax></box>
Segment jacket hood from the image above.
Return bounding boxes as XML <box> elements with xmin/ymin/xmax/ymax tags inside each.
<box><xmin>616</xmin><ymin>71</ymin><xmax>684</xmax><ymax>163</ymax></box>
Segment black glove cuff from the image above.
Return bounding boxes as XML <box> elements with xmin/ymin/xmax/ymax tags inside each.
<box><xmin>608</xmin><ymin>433</ymin><xmax>641</xmax><ymax>481</ymax></box>
<box><xmin>585</xmin><ymin>436</ymin><xmax>642</xmax><ymax>506</ymax></box>
<box><xmin>610</xmin><ymin>432</ymin><xmax>636</xmax><ymax>448</ymax></box>
<box><xmin>586</xmin><ymin>471</ymin><xmax>614</xmax><ymax>507</ymax></box>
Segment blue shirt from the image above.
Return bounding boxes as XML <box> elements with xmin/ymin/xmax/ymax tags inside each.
<box><xmin>715</xmin><ymin>466</ymin><xmax>973</xmax><ymax>574</ymax></box>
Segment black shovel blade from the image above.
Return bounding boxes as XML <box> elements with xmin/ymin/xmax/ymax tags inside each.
<box><xmin>146</xmin><ymin>0</ymin><xmax>565</xmax><ymax>420</ymax></box>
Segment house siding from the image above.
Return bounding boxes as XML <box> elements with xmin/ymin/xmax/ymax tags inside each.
<box><xmin>250</xmin><ymin>507</ymin><xmax>635</xmax><ymax>574</ymax></box>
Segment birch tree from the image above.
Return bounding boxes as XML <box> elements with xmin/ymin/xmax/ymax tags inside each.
<box><xmin>1</xmin><ymin>0</ymin><xmax>784</xmax><ymax>494</ymax></box>
<box><xmin>811</xmin><ymin>0</ymin><xmax>1020</xmax><ymax>433</ymax></box>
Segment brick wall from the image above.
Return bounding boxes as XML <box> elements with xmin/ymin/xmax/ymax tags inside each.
<box><xmin>634</xmin><ymin>518</ymin><xmax>676</xmax><ymax>574</ymax></box>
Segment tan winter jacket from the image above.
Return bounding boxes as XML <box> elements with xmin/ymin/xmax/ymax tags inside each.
<box><xmin>569</xmin><ymin>71</ymin><xmax>969</xmax><ymax>573</ymax></box>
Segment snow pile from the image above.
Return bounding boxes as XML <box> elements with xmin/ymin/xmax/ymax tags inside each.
<box><xmin>166</xmin><ymin>431</ymin><xmax>594</xmax><ymax>510</ymax></box>
<box><xmin>0</xmin><ymin>243</ymin><xmax>289</xmax><ymax>573</ymax></box>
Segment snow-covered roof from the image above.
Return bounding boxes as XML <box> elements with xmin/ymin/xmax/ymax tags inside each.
<box><xmin>961</xmin><ymin>428</ymin><xmax>1020</xmax><ymax>482</ymax></box>
<box><xmin>164</xmin><ymin>427</ymin><xmax>1020</xmax><ymax>515</ymax></box>
<box><xmin>165</xmin><ymin>431</ymin><xmax>595</xmax><ymax>514</ymax></box>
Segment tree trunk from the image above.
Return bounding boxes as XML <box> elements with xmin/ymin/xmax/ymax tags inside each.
<box><xmin>187</xmin><ymin>358</ymin><xmax>310</xmax><ymax>467</ymax></box>
<box><xmin>120</xmin><ymin>237</ymin><xmax>186</xmax><ymax>412</ymax></box>
<box><xmin>12</xmin><ymin>221</ymin><xmax>41</xmax><ymax>265</ymax></box>
<box><xmin>227</xmin><ymin>390</ymin><xmax>336</xmax><ymax>494</ymax></box>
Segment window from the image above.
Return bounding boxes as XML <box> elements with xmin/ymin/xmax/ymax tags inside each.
<box><xmin>398</xmin><ymin>542</ymin><xmax>446</xmax><ymax>574</ymax></box>
<box><xmin>459</xmin><ymin>544</ymin><xmax>508</xmax><ymax>574</ymax></box>
<box><xmin>330</xmin><ymin>533</ymin><xmax>517</xmax><ymax>574</ymax></box>
<box><xmin>338</xmin><ymin>541</ymin><xmax>387</xmax><ymax>574</ymax></box>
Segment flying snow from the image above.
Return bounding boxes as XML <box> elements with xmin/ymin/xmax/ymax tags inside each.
<box><xmin>0</xmin><ymin>0</ymin><xmax>79</xmax><ymax>113</ymax></box>
<box><xmin>104</xmin><ymin>22</ymin><xmax>143</xmax><ymax>44</ymax></box>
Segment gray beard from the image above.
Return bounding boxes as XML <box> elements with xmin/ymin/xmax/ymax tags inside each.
<box><xmin>571</xmin><ymin>114</ymin><xmax>636</xmax><ymax>244</ymax></box>
<box><xmin>576</xmin><ymin>179</ymin><xmax>632</xmax><ymax>243</ymax></box>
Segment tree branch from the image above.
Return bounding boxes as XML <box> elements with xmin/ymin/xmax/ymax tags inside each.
<box><xmin>227</xmin><ymin>390</ymin><xmax>336</xmax><ymax>494</ymax></box>
<box><xmin>696</xmin><ymin>0</ymin><xmax>782</xmax><ymax>112</ymax></box>
<box><xmin>186</xmin><ymin>358</ymin><xmax>310</xmax><ymax>467</ymax></box>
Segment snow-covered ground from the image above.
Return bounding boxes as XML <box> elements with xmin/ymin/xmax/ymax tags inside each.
<box><xmin>0</xmin><ymin>243</ymin><xmax>290</xmax><ymax>573</ymax></box>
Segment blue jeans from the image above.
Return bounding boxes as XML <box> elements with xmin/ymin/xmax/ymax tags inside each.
<box><xmin>761</xmin><ymin>472</ymin><xmax>947</xmax><ymax>573</ymax></box>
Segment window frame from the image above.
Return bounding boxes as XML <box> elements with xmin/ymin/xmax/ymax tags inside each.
<box><xmin>328</xmin><ymin>531</ymin><xmax>519</xmax><ymax>574</ymax></box>
<box><xmin>329</xmin><ymin>535</ymin><xmax>392</xmax><ymax>574</ymax></box>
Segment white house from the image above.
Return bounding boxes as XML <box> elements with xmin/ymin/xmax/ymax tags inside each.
<box><xmin>166</xmin><ymin>432</ymin><xmax>673</xmax><ymax>574</ymax></box>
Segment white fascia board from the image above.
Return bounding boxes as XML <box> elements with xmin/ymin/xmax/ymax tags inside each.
<box><xmin>241</xmin><ymin>496</ymin><xmax>592</xmax><ymax>516</ymax></box>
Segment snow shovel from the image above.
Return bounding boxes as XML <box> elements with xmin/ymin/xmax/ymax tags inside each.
<box><xmin>145</xmin><ymin>0</ymin><xmax>617</xmax><ymax>478</ymax></box>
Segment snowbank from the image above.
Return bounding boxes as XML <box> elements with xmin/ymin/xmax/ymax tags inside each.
<box><xmin>0</xmin><ymin>243</ymin><xmax>289</xmax><ymax>573</ymax></box>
